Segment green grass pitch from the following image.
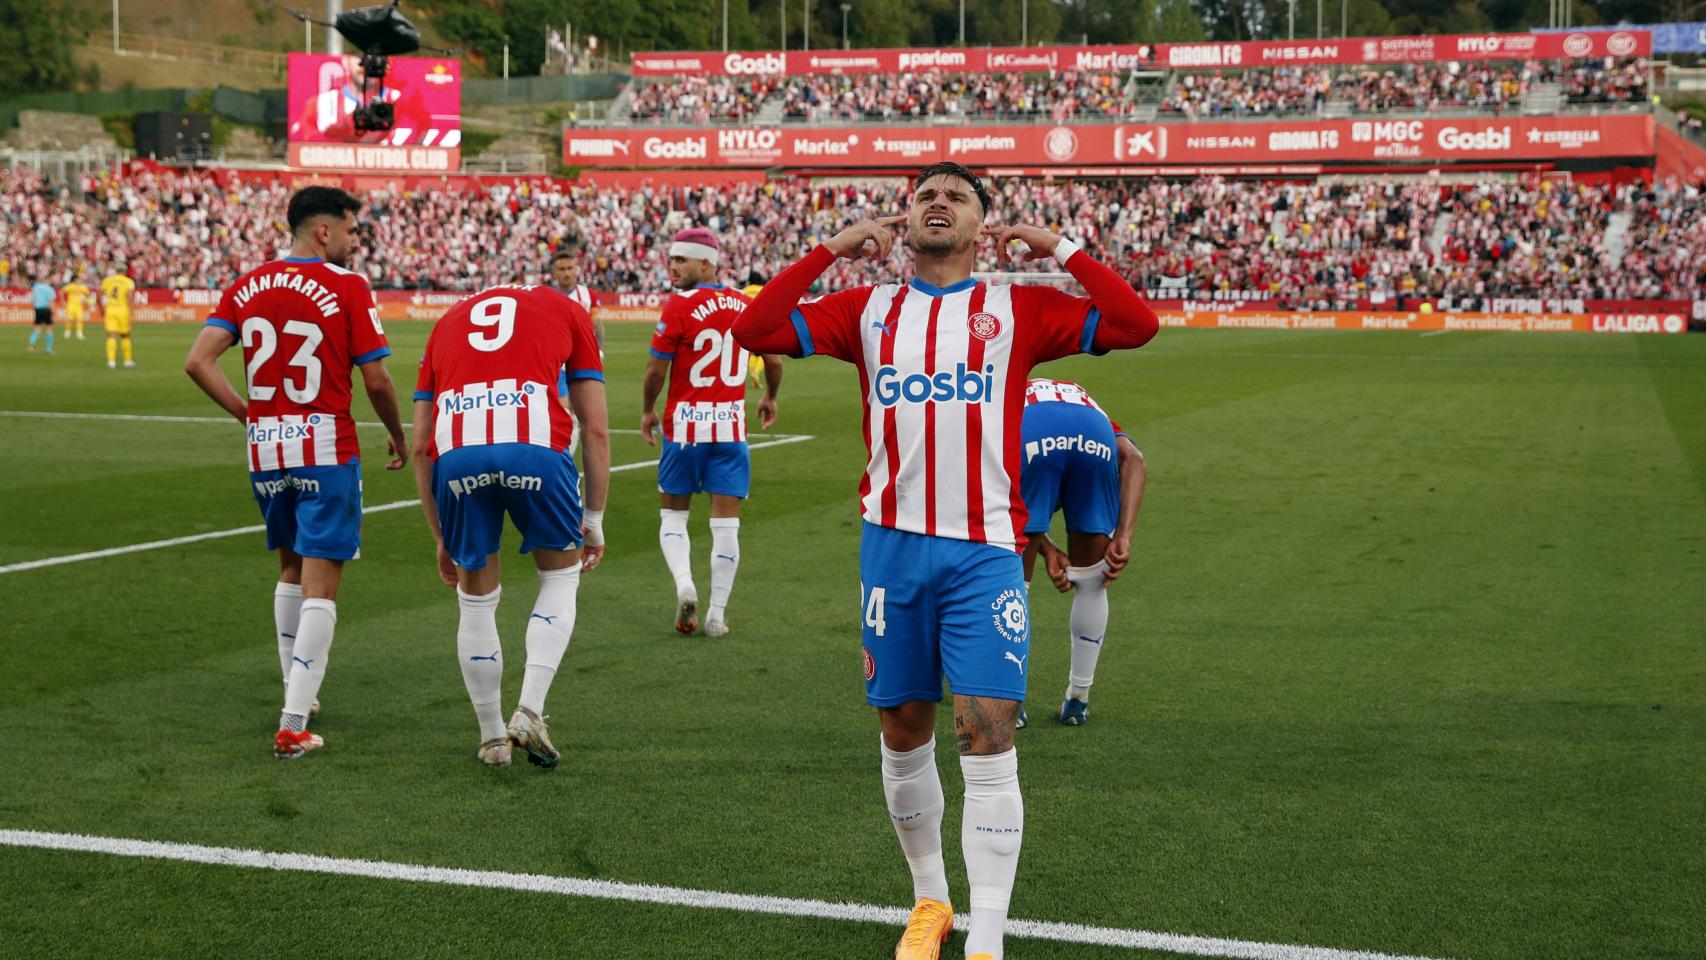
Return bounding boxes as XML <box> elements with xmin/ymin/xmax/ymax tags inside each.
<box><xmin>1</xmin><ymin>321</ymin><xmax>1702</xmax><ymax>960</ymax></box>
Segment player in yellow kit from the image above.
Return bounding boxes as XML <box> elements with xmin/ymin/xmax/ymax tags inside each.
<box><xmin>61</xmin><ymin>278</ymin><xmax>91</xmax><ymax>340</ymax></box>
<box><xmin>100</xmin><ymin>267</ymin><xmax>137</xmax><ymax>368</ymax></box>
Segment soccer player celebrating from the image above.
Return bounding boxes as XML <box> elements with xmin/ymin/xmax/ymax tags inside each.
<box><xmin>100</xmin><ymin>263</ymin><xmax>137</xmax><ymax>368</ymax></box>
<box><xmin>1017</xmin><ymin>378</ymin><xmax>1147</xmax><ymax>728</ymax></box>
<box><xmin>411</xmin><ymin>282</ymin><xmax>609</xmax><ymax>768</ymax></box>
<box><xmin>61</xmin><ymin>275</ymin><xmax>91</xmax><ymax>340</ymax></box>
<box><xmin>733</xmin><ymin>162</ymin><xmax>1159</xmax><ymax>960</ymax></box>
<box><xmin>641</xmin><ymin>228</ymin><xmax>782</xmax><ymax>637</ymax></box>
<box><xmin>183</xmin><ymin>186</ymin><xmax>410</xmax><ymax>759</ymax></box>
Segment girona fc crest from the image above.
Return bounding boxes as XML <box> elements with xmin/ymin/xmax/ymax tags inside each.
<box><xmin>862</xmin><ymin>646</ymin><xmax>876</xmax><ymax>681</ymax></box>
<box><xmin>968</xmin><ymin>311</ymin><xmax>1001</xmax><ymax>342</ymax></box>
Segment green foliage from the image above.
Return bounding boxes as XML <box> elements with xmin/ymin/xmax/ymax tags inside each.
<box><xmin>0</xmin><ymin>0</ymin><xmax>78</xmax><ymax>100</ymax></box>
<box><xmin>98</xmin><ymin>111</ymin><xmax>135</xmax><ymax>148</ymax></box>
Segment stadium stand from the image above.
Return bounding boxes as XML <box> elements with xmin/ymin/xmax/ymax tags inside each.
<box><xmin>627</xmin><ymin>57</ymin><xmax>1646</xmax><ymax>124</ymax></box>
<box><xmin>4</xmin><ymin>164</ymin><xmax>1701</xmax><ymax>303</ymax></box>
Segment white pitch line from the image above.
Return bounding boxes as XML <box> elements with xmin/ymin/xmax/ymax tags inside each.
<box><xmin>0</xmin><ymin>829</ymin><xmax>1454</xmax><ymax>960</ymax></box>
<box><xmin>1419</xmin><ymin>330</ymin><xmax>1451</xmax><ymax>338</ymax></box>
<box><xmin>0</xmin><ymin>411</ymin><xmax>811</xmax><ymax>440</ymax></box>
<box><xmin>0</xmin><ymin>434</ymin><xmax>813</xmax><ymax>575</ymax></box>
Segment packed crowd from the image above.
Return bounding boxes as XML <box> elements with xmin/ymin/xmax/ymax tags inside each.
<box><xmin>1160</xmin><ymin>58</ymin><xmax>1648</xmax><ymax>118</ymax></box>
<box><xmin>628</xmin><ymin>57</ymin><xmax>1647</xmax><ymax>123</ymax></box>
<box><xmin>628</xmin><ymin>76</ymin><xmax>781</xmax><ymax>122</ymax></box>
<box><xmin>4</xmin><ymin>165</ymin><xmax>1702</xmax><ymax>306</ymax></box>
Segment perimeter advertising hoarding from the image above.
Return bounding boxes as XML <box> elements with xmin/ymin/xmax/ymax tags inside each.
<box><xmin>630</xmin><ymin>30</ymin><xmax>1649</xmax><ymax>76</ymax></box>
<box><xmin>286</xmin><ymin>53</ymin><xmax>462</xmax><ymax>172</ymax></box>
<box><xmin>2</xmin><ymin>290</ymin><xmax>1689</xmax><ymax>335</ymax></box>
<box><xmin>565</xmin><ymin>115</ymin><xmax>1655</xmax><ymax>169</ymax></box>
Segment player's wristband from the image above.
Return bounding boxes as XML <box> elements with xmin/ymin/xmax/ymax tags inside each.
<box><xmin>1051</xmin><ymin>238</ymin><xmax>1081</xmax><ymax>265</ymax></box>
<box><xmin>582</xmin><ymin>509</ymin><xmax>605</xmax><ymax>548</ymax></box>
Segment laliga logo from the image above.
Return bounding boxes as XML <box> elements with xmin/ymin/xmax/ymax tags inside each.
<box><xmin>968</xmin><ymin>311</ymin><xmax>1002</xmax><ymax>341</ymax></box>
<box><xmin>1437</xmin><ymin>126</ymin><xmax>1510</xmax><ymax>151</ymax></box>
<box><xmin>722</xmin><ymin>52</ymin><xmax>785</xmax><ymax>75</ymax></box>
<box><xmin>1563</xmin><ymin>33</ymin><xmax>1594</xmax><ymax>57</ymax></box>
<box><xmin>1043</xmin><ymin>126</ymin><xmax>1079</xmax><ymax>163</ymax></box>
<box><xmin>643</xmin><ymin>136</ymin><xmax>708</xmax><ymax>159</ymax></box>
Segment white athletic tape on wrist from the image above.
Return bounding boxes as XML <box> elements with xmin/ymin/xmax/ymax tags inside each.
<box><xmin>1051</xmin><ymin>238</ymin><xmax>1081</xmax><ymax>265</ymax></box>
<box><xmin>668</xmin><ymin>241</ymin><xmax>720</xmax><ymax>265</ymax></box>
<box><xmin>582</xmin><ymin>509</ymin><xmax>605</xmax><ymax>548</ymax></box>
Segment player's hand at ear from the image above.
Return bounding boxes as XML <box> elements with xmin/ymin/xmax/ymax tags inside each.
<box><xmin>640</xmin><ymin>410</ymin><xmax>661</xmax><ymax>446</ymax></box>
<box><xmin>1103</xmin><ymin>535</ymin><xmax>1131</xmax><ymax>585</ymax></box>
<box><xmin>757</xmin><ymin>396</ymin><xmax>778</xmax><ymax>430</ymax></box>
<box><xmin>826</xmin><ymin>215</ymin><xmax>906</xmax><ymax>261</ymax></box>
<box><xmin>385</xmin><ymin>433</ymin><xmax>408</xmax><ymax>470</ymax></box>
<box><xmin>983</xmin><ymin>224</ymin><xmax>1063</xmax><ymax>265</ymax></box>
<box><xmin>435</xmin><ymin>542</ymin><xmax>457</xmax><ymax>587</ymax></box>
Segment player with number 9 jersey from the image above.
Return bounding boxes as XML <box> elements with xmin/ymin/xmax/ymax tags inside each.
<box><xmin>413</xmin><ymin>284</ymin><xmax>605</xmax><ymax>569</ymax></box>
<box><xmin>411</xmin><ymin>284</ymin><xmax>609</xmax><ymax>769</ymax></box>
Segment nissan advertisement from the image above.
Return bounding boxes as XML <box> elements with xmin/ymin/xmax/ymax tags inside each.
<box><xmin>565</xmin><ymin>115</ymin><xmax>1655</xmax><ymax>170</ymax></box>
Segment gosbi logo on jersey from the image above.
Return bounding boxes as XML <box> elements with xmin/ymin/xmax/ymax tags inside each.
<box><xmin>968</xmin><ymin>311</ymin><xmax>1002</xmax><ymax>342</ymax></box>
<box><xmin>873</xmin><ymin>363</ymin><xmax>997</xmax><ymax>407</ymax></box>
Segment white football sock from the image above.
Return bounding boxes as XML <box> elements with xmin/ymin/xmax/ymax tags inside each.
<box><xmin>273</xmin><ymin>581</ymin><xmax>304</xmax><ymax>686</ymax></box>
<box><xmin>456</xmin><ymin>586</ymin><xmax>506</xmax><ymax>742</ymax></box>
<box><xmin>518</xmin><ymin>564</ymin><xmax>581</xmax><ymax>717</ymax></box>
<box><xmin>961</xmin><ymin>749</ymin><xmax>1023</xmax><ymax>960</ymax></box>
<box><xmin>706</xmin><ymin>517</ymin><xmax>740</xmax><ymax>624</ymax></box>
<box><xmin>280</xmin><ymin>599</ymin><xmax>335</xmax><ymax>731</ymax></box>
<box><xmin>1066</xmin><ymin>562</ymin><xmax>1110</xmax><ymax>702</ymax></box>
<box><xmin>880</xmin><ymin>736</ymin><xmax>950</xmax><ymax>904</ymax></box>
<box><xmin>659</xmin><ymin>509</ymin><xmax>695</xmax><ymax>598</ymax></box>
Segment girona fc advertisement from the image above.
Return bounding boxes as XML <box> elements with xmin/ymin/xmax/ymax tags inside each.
<box><xmin>287</xmin><ymin>53</ymin><xmax>461</xmax><ymax>171</ymax></box>
<box><xmin>564</xmin><ymin>116</ymin><xmax>1654</xmax><ymax>169</ymax></box>
<box><xmin>631</xmin><ymin>30</ymin><xmax>1648</xmax><ymax>76</ymax></box>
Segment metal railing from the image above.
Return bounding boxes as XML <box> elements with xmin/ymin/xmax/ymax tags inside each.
<box><xmin>98</xmin><ymin>32</ymin><xmax>288</xmax><ymax>78</ymax></box>
<box><xmin>1</xmin><ymin>146</ymin><xmax>130</xmax><ymax>182</ymax></box>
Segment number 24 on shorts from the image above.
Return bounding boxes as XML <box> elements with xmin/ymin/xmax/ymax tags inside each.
<box><xmin>862</xmin><ymin>584</ymin><xmax>887</xmax><ymax>637</ymax></box>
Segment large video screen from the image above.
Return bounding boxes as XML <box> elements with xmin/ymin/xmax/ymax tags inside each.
<box><xmin>287</xmin><ymin>53</ymin><xmax>461</xmax><ymax>147</ymax></box>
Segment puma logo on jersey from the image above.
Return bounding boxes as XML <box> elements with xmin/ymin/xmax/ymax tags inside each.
<box><xmin>291</xmin><ymin>655</ymin><xmax>316</xmax><ymax>670</ymax></box>
<box><xmin>468</xmin><ymin>650</ymin><xmax>500</xmax><ymax>662</ymax></box>
<box><xmin>529</xmin><ymin>614</ymin><xmax>558</xmax><ymax>625</ymax></box>
<box><xmin>1004</xmin><ymin>651</ymin><xmax>1027</xmax><ymax>673</ymax></box>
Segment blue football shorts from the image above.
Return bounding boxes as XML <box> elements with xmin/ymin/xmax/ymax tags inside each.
<box><xmin>432</xmin><ymin>443</ymin><xmax>584</xmax><ymax>570</ymax></box>
<box><xmin>858</xmin><ymin>522</ymin><xmax>1031</xmax><ymax>706</ymax></box>
<box><xmin>250</xmin><ymin>459</ymin><xmax>364</xmax><ymax>561</ymax></box>
<box><xmin>657</xmin><ymin>437</ymin><xmax>751</xmax><ymax>498</ymax></box>
<box><xmin>1019</xmin><ymin>402</ymin><xmax>1120</xmax><ymax>536</ymax></box>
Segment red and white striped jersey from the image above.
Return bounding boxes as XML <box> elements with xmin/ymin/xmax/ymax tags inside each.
<box><xmin>563</xmin><ymin>283</ymin><xmax>592</xmax><ymax>311</ymax></box>
<box><xmin>650</xmin><ymin>284</ymin><xmax>754</xmax><ymax>444</ymax></box>
<box><xmin>415</xmin><ymin>285</ymin><xmax>603</xmax><ymax>459</ymax></box>
<box><xmin>791</xmin><ymin>276</ymin><xmax>1104</xmax><ymax>551</ymax></box>
<box><xmin>1025</xmin><ymin>378</ymin><xmax>1126</xmax><ymax>436</ymax></box>
<box><xmin>207</xmin><ymin>257</ymin><xmax>390</xmax><ymax>472</ymax></box>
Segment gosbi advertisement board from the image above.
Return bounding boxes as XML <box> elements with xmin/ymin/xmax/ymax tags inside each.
<box><xmin>565</xmin><ymin>115</ymin><xmax>1655</xmax><ymax>169</ymax></box>
<box><xmin>286</xmin><ymin>53</ymin><xmax>462</xmax><ymax>172</ymax></box>
<box><xmin>630</xmin><ymin>30</ymin><xmax>1650</xmax><ymax>76</ymax></box>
